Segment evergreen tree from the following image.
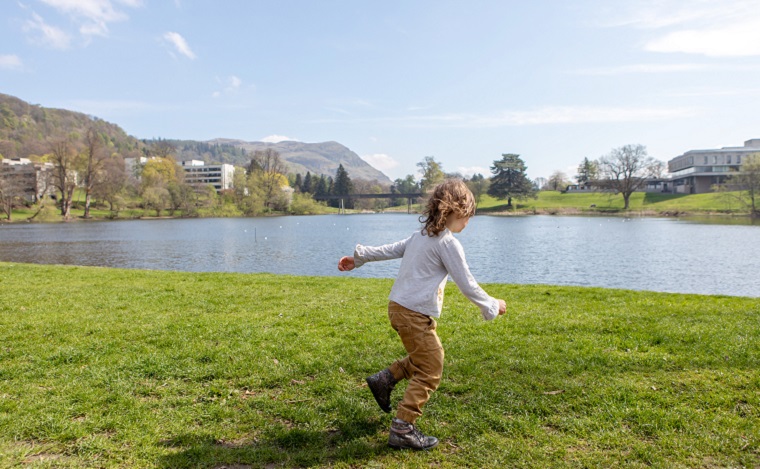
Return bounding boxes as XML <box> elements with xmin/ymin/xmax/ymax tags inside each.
<box><xmin>303</xmin><ymin>172</ymin><xmax>313</xmax><ymax>194</ymax></box>
<box><xmin>332</xmin><ymin>164</ymin><xmax>353</xmax><ymax>209</ymax></box>
<box><xmin>575</xmin><ymin>157</ymin><xmax>599</xmax><ymax>186</ymax></box>
<box><xmin>315</xmin><ymin>175</ymin><xmax>329</xmax><ymax>197</ymax></box>
<box><xmin>294</xmin><ymin>173</ymin><xmax>303</xmax><ymax>193</ymax></box>
<box><xmin>487</xmin><ymin>153</ymin><xmax>536</xmax><ymax>208</ymax></box>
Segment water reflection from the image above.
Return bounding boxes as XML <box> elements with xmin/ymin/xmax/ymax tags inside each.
<box><xmin>1</xmin><ymin>214</ymin><xmax>759</xmax><ymax>297</ymax></box>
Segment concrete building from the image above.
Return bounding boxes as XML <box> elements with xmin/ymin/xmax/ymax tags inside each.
<box><xmin>178</xmin><ymin>160</ymin><xmax>235</xmax><ymax>192</ymax></box>
<box><xmin>0</xmin><ymin>158</ymin><xmax>55</xmax><ymax>202</ymax></box>
<box><xmin>668</xmin><ymin>138</ymin><xmax>760</xmax><ymax>194</ymax></box>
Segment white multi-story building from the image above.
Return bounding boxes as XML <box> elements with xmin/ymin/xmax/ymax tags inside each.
<box><xmin>178</xmin><ymin>160</ymin><xmax>235</xmax><ymax>192</ymax></box>
<box><xmin>668</xmin><ymin>138</ymin><xmax>760</xmax><ymax>194</ymax></box>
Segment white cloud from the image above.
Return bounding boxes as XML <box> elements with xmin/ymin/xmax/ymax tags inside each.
<box><xmin>261</xmin><ymin>135</ymin><xmax>296</xmax><ymax>143</ymax></box>
<box><xmin>39</xmin><ymin>0</ymin><xmax>138</xmax><ymax>38</ymax></box>
<box><xmin>645</xmin><ymin>21</ymin><xmax>760</xmax><ymax>56</ymax></box>
<box><xmin>0</xmin><ymin>54</ymin><xmax>23</xmax><ymax>70</ymax></box>
<box><xmin>662</xmin><ymin>86</ymin><xmax>760</xmax><ymax>98</ymax></box>
<box><xmin>457</xmin><ymin>166</ymin><xmax>488</xmax><ymax>178</ymax></box>
<box><xmin>572</xmin><ymin>63</ymin><xmax>710</xmax><ymax>75</ymax></box>
<box><xmin>212</xmin><ymin>75</ymin><xmax>243</xmax><ymax>98</ymax></box>
<box><xmin>599</xmin><ymin>0</ymin><xmax>760</xmax><ymax>57</ymax></box>
<box><xmin>23</xmin><ymin>12</ymin><xmax>71</xmax><ymax>49</ymax></box>
<box><xmin>361</xmin><ymin>154</ymin><xmax>399</xmax><ymax>171</ymax></box>
<box><xmin>163</xmin><ymin>32</ymin><xmax>196</xmax><ymax>59</ymax></box>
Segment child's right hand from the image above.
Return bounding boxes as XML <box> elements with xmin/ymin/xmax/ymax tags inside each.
<box><xmin>498</xmin><ymin>299</ymin><xmax>507</xmax><ymax>315</ymax></box>
<box><xmin>338</xmin><ymin>256</ymin><xmax>355</xmax><ymax>271</ymax></box>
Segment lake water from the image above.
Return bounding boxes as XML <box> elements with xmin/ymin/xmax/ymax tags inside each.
<box><xmin>1</xmin><ymin>214</ymin><xmax>759</xmax><ymax>297</ymax></box>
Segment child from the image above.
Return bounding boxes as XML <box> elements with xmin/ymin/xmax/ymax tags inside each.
<box><xmin>338</xmin><ymin>178</ymin><xmax>507</xmax><ymax>451</ymax></box>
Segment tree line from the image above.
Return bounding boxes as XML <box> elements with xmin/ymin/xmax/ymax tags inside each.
<box><xmin>5</xmin><ymin>133</ymin><xmax>760</xmax><ymax>220</ymax></box>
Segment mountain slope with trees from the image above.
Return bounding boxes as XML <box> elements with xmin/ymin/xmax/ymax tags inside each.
<box><xmin>0</xmin><ymin>93</ymin><xmax>390</xmax><ymax>184</ymax></box>
<box><xmin>206</xmin><ymin>138</ymin><xmax>391</xmax><ymax>184</ymax></box>
<box><xmin>0</xmin><ymin>93</ymin><xmax>143</xmax><ymax>160</ymax></box>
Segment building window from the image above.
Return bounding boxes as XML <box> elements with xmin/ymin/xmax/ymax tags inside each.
<box><xmin>688</xmin><ymin>156</ymin><xmax>693</xmax><ymax>165</ymax></box>
<box><xmin>727</xmin><ymin>155</ymin><xmax>732</xmax><ymax>164</ymax></box>
<box><xmin>738</xmin><ymin>156</ymin><xmax>742</xmax><ymax>164</ymax></box>
<box><xmin>713</xmin><ymin>156</ymin><xmax>718</xmax><ymax>164</ymax></box>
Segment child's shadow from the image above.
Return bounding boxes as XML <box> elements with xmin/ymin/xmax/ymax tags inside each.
<box><xmin>157</xmin><ymin>417</ymin><xmax>391</xmax><ymax>468</ymax></box>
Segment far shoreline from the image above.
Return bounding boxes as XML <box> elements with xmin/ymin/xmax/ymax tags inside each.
<box><xmin>2</xmin><ymin>207</ymin><xmax>758</xmax><ymax>225</ymax></box>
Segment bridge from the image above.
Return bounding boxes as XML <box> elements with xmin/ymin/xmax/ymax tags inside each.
<box><xmin>313</xmin><ymin>193</ymin><xmax>424</xmax><ymax>213</ymax></box>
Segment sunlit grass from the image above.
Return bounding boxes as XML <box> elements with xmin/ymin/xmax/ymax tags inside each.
<box><xmin>1</xmin><ymin>262</ymin><xmax>758</xmax><ymax>467</ymax></box>
<box><xmin>476</xmin><ymin>191</ymin><xmax>747</xmax><ymax>214</ymax></box>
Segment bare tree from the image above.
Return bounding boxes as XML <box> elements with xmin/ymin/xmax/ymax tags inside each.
<box><xmin>81</xmin><ymin>127</ymin><xmax>109</xmax><ymax>218</ymax></box>
<box><xmin>0</xmin><ymin>173</ymin><xmax>26</xmax><ymax>221</ymax></box>
<box><xmin>548</xmin><ymin>170</ymin><xmax>570</xmax><ymax>191</ymax></box>
<box><xmin>93</xmin><ymin>156</ymin><xmax>127</xmax><ymax>213</ymax></box>
<box><xmin>48</xmin><ymin>135</ymin><xmax>81</xmax><ymax>219</ymax></box>
<box><xmin>150</xmin><ymin>140</ymin><xmax>176</xmax><ymax>159</ymax></box>
<box><xmin>727</xmin><ymin>153</ymin><xmax>760</xmax><ymax>217</ymax></box>
<box><xmin>598</xmin><ymin>144</ymin><xmax>658</xmax><ymax>210</ymax></box>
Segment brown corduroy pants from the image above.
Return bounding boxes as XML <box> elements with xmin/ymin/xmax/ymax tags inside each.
<box><xmin>386</xmin><ymin>301</ymin><xmax>445</xmax><ymax>424</ymax></box>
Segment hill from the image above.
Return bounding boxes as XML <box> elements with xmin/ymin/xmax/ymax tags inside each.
<box><xmin>0</xmin><ymin>93</ymin><xmax>390</xmax><ymax>183</ymax></box>
<box><xmin>0</xmin><ymin>93</ymin><xmax>143</xmax><ymax>159</ymax></box>
<box><xmin>206</xmin><ymin>138</ymin><xmax>391</xmax><ymax>183</ymax></box>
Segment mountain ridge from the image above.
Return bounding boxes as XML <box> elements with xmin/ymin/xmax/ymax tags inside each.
<box><xmin>205</xmin><ymin>138</ymin><xmax>391</xmax><ymax>183</ymax></box>
<box><xmin>0</xmin><ymin>93</ymin><xmax>390</xmax><ymax>183</ymax></box>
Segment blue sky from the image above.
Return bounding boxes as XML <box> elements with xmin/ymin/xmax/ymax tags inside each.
<box><xmin>2</xmin><ymin>0</ymin><xmax>760</xmax><ymax>182</ymax></box>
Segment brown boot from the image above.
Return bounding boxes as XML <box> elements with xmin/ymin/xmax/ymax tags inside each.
<box><xmin>365</xmin><ymin>368</ymin><xmax>397</xmax><ymax>413</ymax></box>
<box><xmin>388</xmin><ymin>418</ymin><xmax>438</xmax><ymax>450</ymax></box>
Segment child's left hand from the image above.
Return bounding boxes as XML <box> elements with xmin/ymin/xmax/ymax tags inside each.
<box><xmin>338</xmin><ymin>256</ymin><xmax>356</xmax><ymax>271</ymax></box>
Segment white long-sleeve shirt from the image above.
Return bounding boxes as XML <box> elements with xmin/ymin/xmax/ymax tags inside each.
<box><xmin>353</xmin><ymin>228</ymin><xmax>499</xmax><ymax>320</ymax></box>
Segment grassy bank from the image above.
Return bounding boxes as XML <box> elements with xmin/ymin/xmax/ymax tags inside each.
<box><xmin>5</xmin><ymin>190</ymin><xmax>755</xmax><ymax>223</ymax></box>
<box><xmin>476</xmin><ymin>191</ymin><xmax>751</xmax><ymax>216</ymax></box>
<box><xmin>1</xmin><ymin>262</ymin><xmax>758</xmax><ymax>468</ymax></box>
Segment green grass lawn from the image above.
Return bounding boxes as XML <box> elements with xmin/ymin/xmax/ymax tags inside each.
<box><xmin>475</xmin><ymin>191</ymin><xmax>747</xmax><ymax>214</ymax></box>
<box><xmin>1</xmin><ymin>262</ymin><xmax>758</xmax><ymax>468</ymax></box>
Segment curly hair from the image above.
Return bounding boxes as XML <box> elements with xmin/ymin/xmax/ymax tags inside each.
<box><xmin>419</xmin><ymin>179</ymin><xmax>476</xmax><ymax>237</ymax></box>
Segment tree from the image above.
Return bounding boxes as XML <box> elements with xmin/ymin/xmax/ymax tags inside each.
<box><xmin>48</xmin><ymin>135</ymin><xmax>81</xmax><ymax>219</ymax></box>
<box><xmin>141</xmin><ymin>156</ymin><xmax>179</xmax><ymax>190</ymax></box>
<box><xmin>93</xmin><ymin>155</ymin><xmax>127</xmax><ymax>213</ymax></box>
<box><xmin>294</xmin><ymin>173</ymin><xmax>303</xmax><ymax>192</ymax></box>
<box><xmin>727</xmin><ymin>153</ymin><xmax>760</xmax><ymax>217</ymax></box>
<box><xmin>249</xmin><ymin>149</ymin><xmax>288</xmax><ymax>210</ymax></box>
<box><xmin>332</xmin><ymin>164</ymin><xmax>353</xmax><ymax>209</ymax></box>
<box><xmin>81</xmin><ymin>126</ymin><xmax>109</xmax><ymax>218</ymax></box>
<box><xmin>353</xmin><ymin>178</ymin><xmax>388</xmax><ymax>211</ymax></box>
<box><xmin>575</xmin><ymin>157</ymin><xmax>598</xmax><ymax>186</ymax></box>
<box><xmin>597</xmin><ymin>144</ymin><xmax>659</xmax><ymax>210</ymax></box>
<box><xmin>302</xmin><ymin>172</ymin><xmax>313</xmax><ymax>194</ymax></box>
<box><xmin>391</xmin><ymin>174</ymin><xmax>420</xmax><ymax>207</ymax></box>
<box><xmin>240</xmin><ymin>171</ymin><xmax>267</xmax><ymax>215</ymax></box>
<box><xmin>417</xmin><ymin>156</ymin><xmax>445</xmax><ymax>193</ymax></box>
<box><xmin>0</xmin><ymin>172</ymin><xmax>26</xmax><ymax>221</ymax></box>
<box><xmin>142</xmin><ymin>185</ymin><xmax>170</xmax><ymax>216</ymax></box>
<box><xmin>466</xmin><ymin>173</ymin><xmax>490</xmax><ymax>208</ymax></box>
<box><xmin>150</xmin><ymin>140</ymin><xmax>176</xmax><ymax>159</ymax></box>
<box><xmin>168</xmin><ymin>181</ymin><xmax>198</xmax><ymax>216</ymax></box>
<box><xmin>232</xmin><ymin>167</ymin><xmax>247</xmax><ymax>203</ymax></box>
<box><xmin>487</xmin><ymin>153</ymin><xmax>536</xmax><ymax>208</ymax></box>
<box><xmin>548</xmin><ymin>171</ymin><xmax>570</xmax><ymax>191</ymax></box>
